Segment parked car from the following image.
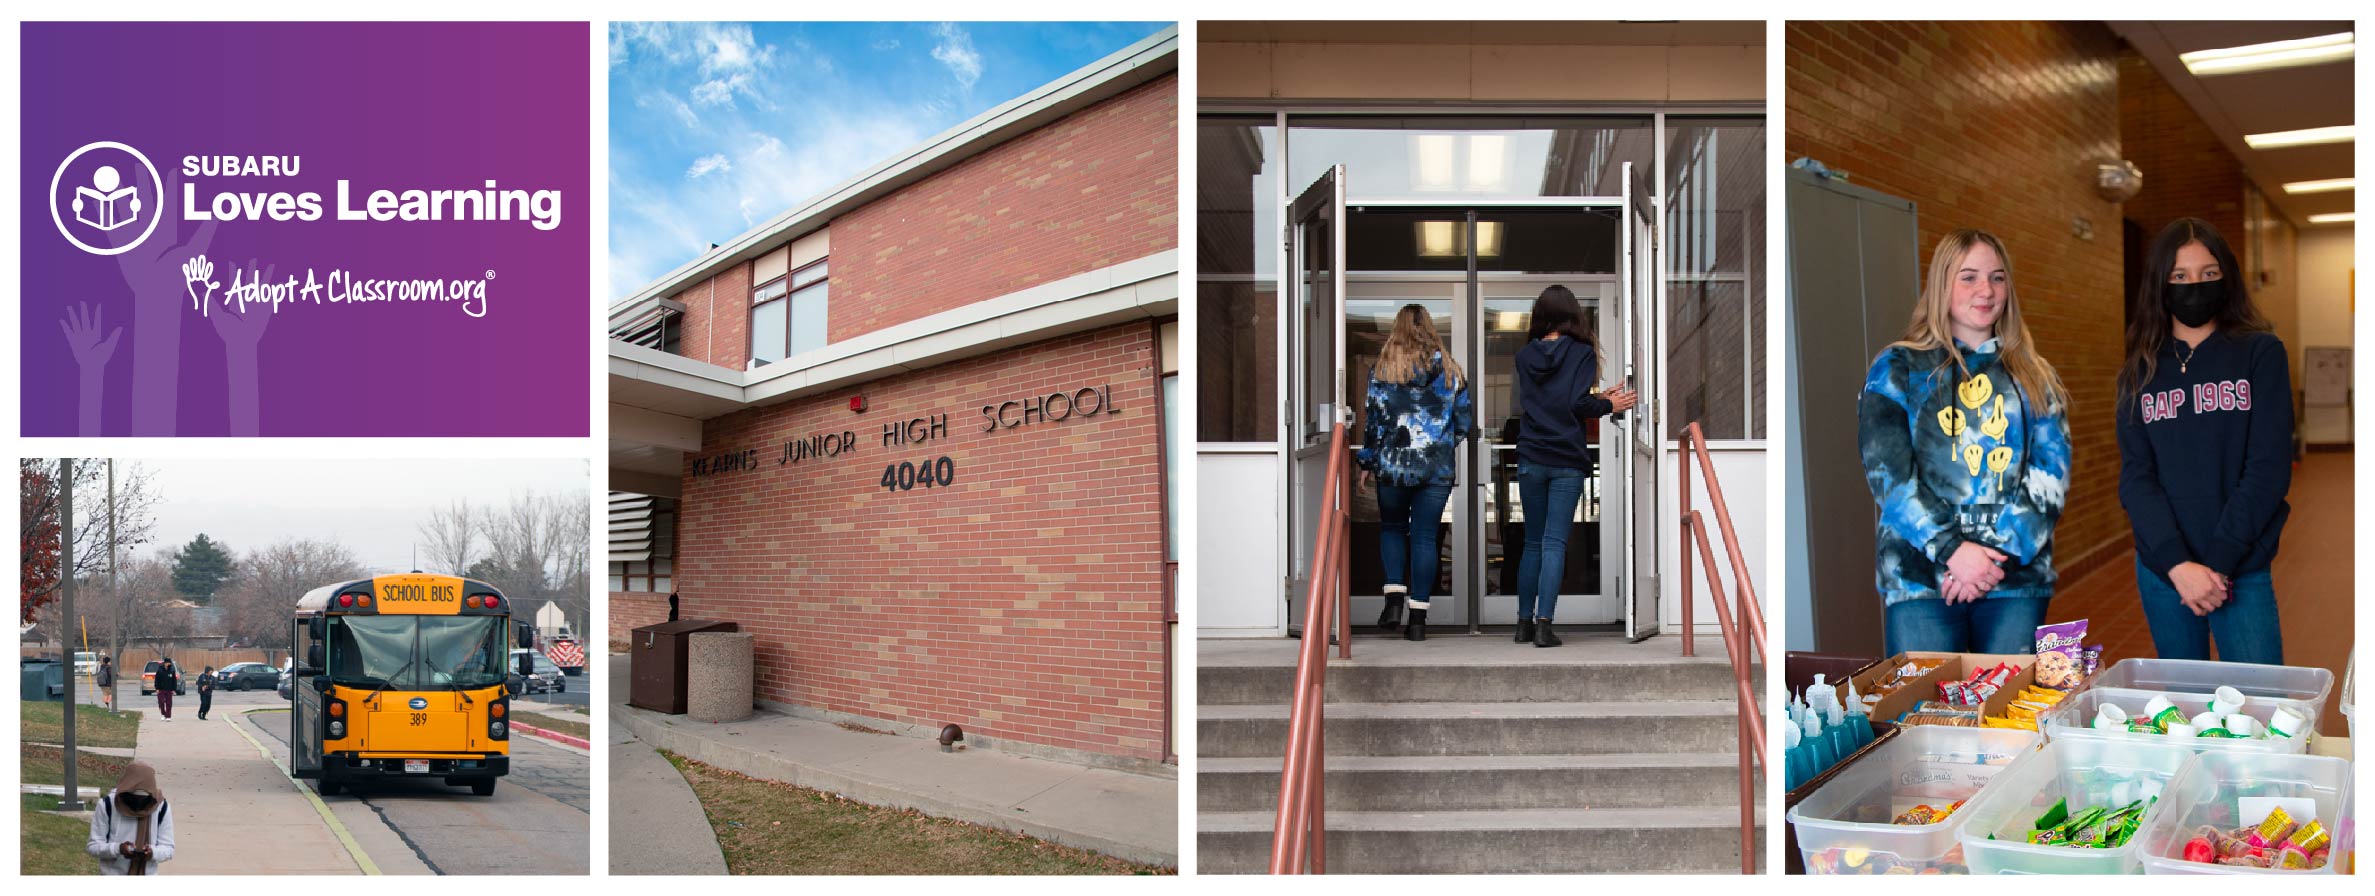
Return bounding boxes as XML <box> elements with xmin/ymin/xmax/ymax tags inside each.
<box><xmin>139</xmin><ymin>660</ymin><xmax>188</xmax><ymax>696</ymax></box>
<box><xmin>276</xmin><ymin>669</ymin><xmax>293</xmax><ymax>700</ymax></box>
<box><xmin>508</xmin><ymin>649</ymin><xmax>565</xmax><ymax>695</ymax></box>
<box><xmin>74</xmin><ymin>652</ymin><xmax>100</xmax><ymax>676</ymax></box>
<box><xmin>216</xmin><ymin>662</ymin><xmax>281</xmax><ymax>691</ymax></box>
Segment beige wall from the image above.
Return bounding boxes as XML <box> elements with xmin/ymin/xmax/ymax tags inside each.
<box><xmin>1201</xmin><ymin>41</ymin><xmax>1762</xmax><ymax>104</ymax></box>
<box><xmin>2298</xmin><ymin>227</ymin><xmax>2356</xmax><ymax>351</ymax></box>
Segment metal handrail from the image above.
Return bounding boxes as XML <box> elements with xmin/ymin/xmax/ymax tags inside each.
<box><xmin>1676</xmin><ymin>421</ymin><xmax>1767</xmax><ymax>875</ymax></box>
<box><xmin>1269</xmin><ymin>422</ymin><xmax>1353</xmax><ymax>874</ymax></box>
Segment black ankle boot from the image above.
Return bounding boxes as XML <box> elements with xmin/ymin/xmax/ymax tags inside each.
<box><xmin>1404</xmin><ymin>609</ymin><xmax>1428</xmax><ymax>641</ymax></box>
<box><xmin>1514</xmin><ymin>618</ymin><xmax>1535</xmax><ymax>643</ymax></box>
<box><xmin>1377</xmin><ymin>592</ymin><xmax>1405</xmax><ymax>631</ymax></box>
<box><xmin>1533</xmin><ymin>618</ymin><xmax>1563</xmax><ymax>648</ymax></box>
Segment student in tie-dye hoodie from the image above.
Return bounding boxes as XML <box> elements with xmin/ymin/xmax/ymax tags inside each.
<box><xmin>1356</xmin><ymin>304</ymin><xmax>1474</xmax><ymax>642</ymax></box>
<box><xmin>1858</xmin><ymin>229</ymin><xmax>2072</xmax><ymax>655</ymax></box>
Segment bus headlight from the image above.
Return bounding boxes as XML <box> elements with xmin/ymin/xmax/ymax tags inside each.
<box><xmin>490</xmin><ymin>721</ymin><xmax>506</xmax><ymax>738</ymax></box>
<box><xmin>329</xmin><ymin>720</ymin><xmax>346</xmax><ymax>738</ymax></box>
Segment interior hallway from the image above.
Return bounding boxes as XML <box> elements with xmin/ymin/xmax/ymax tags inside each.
<box><xmin>2049</xmin><ymin>450</ymin><xmax>2353</xmax><ymax>733</ymax></box>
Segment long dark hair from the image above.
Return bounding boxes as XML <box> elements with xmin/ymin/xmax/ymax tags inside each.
<box><xmin>2118</xmin><ymin>218</ymin><xmax>2271</xmax><ymax>410</ymax></box>
<box><xmin>1526</xmin><ymin>285</ymin><xmax>1602</xmax><ymax>363</ymax></box>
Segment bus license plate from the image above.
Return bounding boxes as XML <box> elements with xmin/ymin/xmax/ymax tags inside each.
<box><xmin>404</xmin><ymin>760</ymin><xmax>430</xmax><ymax>774</ymax></box>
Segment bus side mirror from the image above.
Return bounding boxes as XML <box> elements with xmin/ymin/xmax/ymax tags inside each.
<box><xmin>516</xmin><ymin>624</ymin><xmax>534</xmax><ymax>648</ymax></box>
<box><xmin>308</xmin><ymin>617</ymin><xmax>326</xmax><ymax>640</ymax></box>
<box><xmin>304</xmin><ymin>644</ymin><xmax>323</xmax><ymax>672</ymax></box>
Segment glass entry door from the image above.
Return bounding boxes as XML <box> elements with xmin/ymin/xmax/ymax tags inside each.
<box><xmin>1284</xmin><ymin>166</ymin><xmax>1346</xmax><ymax>616</ymax></box>
<box><xmin>1618</xmin><ymin>162</ymin><xmax>1662</xmax><ymax>640</ymax></box>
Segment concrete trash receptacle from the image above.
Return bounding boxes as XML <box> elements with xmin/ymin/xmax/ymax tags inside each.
<box><xmin>686</xmin><ymin>631</ymin><xmax>755</xmax><ymax>723</ymax></box>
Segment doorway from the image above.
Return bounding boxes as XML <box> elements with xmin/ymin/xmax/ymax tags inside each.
<box><xmin>1285</xmin><ymin>163</ymin><xmax>1661</xmax><ymax>638</ymax></box>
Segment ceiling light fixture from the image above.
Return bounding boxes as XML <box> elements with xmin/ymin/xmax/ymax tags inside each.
<box><xmin>2181</xmin><ymin>32</ymin><xmax>2354</xmax><ymax>76</ymax></box>
<box><xmin>2307</xmin><ymin>212</ymin><xmax>2356</xmax><ymax>224</ymax></box>
<box><xmin>2282</xmin><ymin>178</ymin><xmax>2356</xmax><ymax>194</ymax></box>
<box><xmin>2245</xmin><ymin>125</ymin><xmax>2355</xmax><ymax>149</ymax></box>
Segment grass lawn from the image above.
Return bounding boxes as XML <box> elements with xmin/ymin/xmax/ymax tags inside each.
<box><xmin>21</xmin><ymin>744</ymin><xmax>132</xmax><ymax>787</ymax></box>
<box><xmin>666</xmin><ymin>752</ymin><xmax>1172</xmax><ymax>875</ymax></box>
<box><xmin>512</xmin><ymin>711</ymin><xmax>588</xmax><ymax>740</ymax></box>
<box><xmin>21</xmin><ymin>701</ymin><xmax>142</xmax><ymax>749</ymax></box>
<box><xmin>20</xmin><ymin>794</ymin><xmax>95</xmax><ymax>875</ymax></box>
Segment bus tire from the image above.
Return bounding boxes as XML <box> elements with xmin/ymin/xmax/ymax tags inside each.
<box><xmin>469</xmin><ymin>778</ymin><xmax>497</xmax><ymax>797</ymax></box>
<box><xmin>317</xmin><ymin>779</ymin><xmax>343</xmax><ymax>797</ymax></box>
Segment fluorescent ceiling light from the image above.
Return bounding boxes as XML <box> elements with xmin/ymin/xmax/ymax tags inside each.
<box><xmin>2283</xmin><ymin>178</ymin><xmax>2355</xmax><ymax>194</ymax></box>
<box><xmin>2308</xmin><ymin>212</ymin><xmax>2356</xmax><ymax>224</ymax></box>
<box><xmin>2244</xmin><ymin>126</ymin><xmax>2355</xmax><ymax>149</ymax></box>
<box><xmin>1413</xmin><ymin>135</ymin><xmax>1456</xmax><ymax>192</ymax></box>
<box><xmin>2181</xmin><ymin>32</ymin><xmax>2353</xmax><ymax>75</ymax></box>
<box><xmin>1493</xmin><ymin>311</ymin><xmax>1527</xmax><ymax>332</ymax></box>
<box><xmin>1412</xmin><ymin>220</ymin><xmax>1505</xmax><ymax>258</ymax></box>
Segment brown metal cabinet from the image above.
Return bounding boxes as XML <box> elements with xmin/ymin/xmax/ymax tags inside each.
<box><xmin>629</xmin><ymin>620</ymin><xmax>738</xmax><ymax>714</ymax></box>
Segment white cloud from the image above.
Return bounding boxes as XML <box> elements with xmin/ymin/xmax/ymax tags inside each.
<box><xmin>685</xmin><ymin>153</ymin><xmax>732</xmax><ymax>179</ymax></box>
<box><xmin>930</xmin><ymin>22</ymin><xmax>983</xmax><ymax>90</ymax></box>
<box><xmin>748</xmin><ymin>134</ymin><xmax>786</xmax><ymax>161</ymax></box>
<box><xmin>872</xmin><ymin>39</ymin><xmax>900</xmax><ymax>51</ymax></box>
<box><xmin>635</xmin><ymin>91</ymin><xmax>700</xmax><ymax>129</ymax></box>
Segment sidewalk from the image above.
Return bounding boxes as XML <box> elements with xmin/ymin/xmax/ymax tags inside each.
<box><xmin>608</xmin><ymin>656</ymin><xmax>1178</xmax><ymax>866</ymax></box>
<box><xmin>608</xmin><ymin>716</ymin><xmax>729</xmax><ymax>874</ymax></box>
<box><xmin>130</xmin><ymin>705</ymin><xmax>365</xmax><ymax>874</ymax></box>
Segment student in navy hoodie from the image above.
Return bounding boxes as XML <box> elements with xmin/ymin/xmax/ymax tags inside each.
<box><xmin>1356</xmin><ymin>305</ymin><xmax>1474</xmax><ymax>642</ymax></box>
<box><xmin>2117</xmin><ymin>218</ymin><xmax>2292</xmax><ymax>665</ymax></box>
<box><xmin>1513</xmin><ymin>286</ymin><xmax>1637</xmax><ymax>647</ymax></box>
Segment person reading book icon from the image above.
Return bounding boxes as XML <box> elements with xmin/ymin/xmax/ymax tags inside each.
<box><xmin>73</xmin><ymin>165</ymin><xmax>141</xmax><ymax>231</ymax></box>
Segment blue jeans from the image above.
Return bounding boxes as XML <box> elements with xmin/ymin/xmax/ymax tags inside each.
<box><xmin>1516</xmin><ymin>463</ymin><xmax>1588</xmax><ymax>622</ymax></box>
<box><xmin>2136</xmin><ymin>559</ymin><xmax>2283</xmax><ymax>665</ymax></box>
<box><xmin>1884</xmin><ymin>596</ymin><xmax>2049</xmax><ymax>655</ymax></box>
<box><xmin>1377</xmin><ymin>483</ymin><xmax>1454</xmax><ymax>609</ymax></box>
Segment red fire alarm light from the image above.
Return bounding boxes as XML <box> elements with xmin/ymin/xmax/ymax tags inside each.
<box><xmin>849</xmin><ymin>395</ymin><xmax>867</xmax><ymax>413</ymax></box>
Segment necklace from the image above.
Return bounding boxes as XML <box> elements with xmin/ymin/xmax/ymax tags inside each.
<box><xmin>2174</xmin><ymin>340</ymin><xmax>2197</xmax><ymax>374</ymax></box>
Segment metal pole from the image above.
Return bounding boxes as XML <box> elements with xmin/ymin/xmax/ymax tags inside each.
<box><xmin>59</xmin><ymin>459</ymin><xmax>83</xmax><ymax>811</ymax></box>
<box><xmin>107</xmin><ymin>460</ymin><xmax>118</xmax><ymax>714</ymax></box>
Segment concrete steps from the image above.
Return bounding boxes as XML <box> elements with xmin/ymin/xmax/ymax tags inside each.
<box><xmin>1199</xmin><ymin>808</ymin><xmax>1767</xmax><ymax>874</ymax></box>
<box><xmin>1196</xmin><ymin>634</ymin><xmax>1763</xmax><ymax>874</ymax></box>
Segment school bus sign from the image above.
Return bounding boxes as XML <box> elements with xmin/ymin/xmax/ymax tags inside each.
<box><xmin>373</xmin><ymin>574</ymin><xmax>465</xmax><ymax>614</ymax></box>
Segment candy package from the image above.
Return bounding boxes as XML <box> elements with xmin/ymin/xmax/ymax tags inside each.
<box><xmin>2032</xmin><ymin>620</ymin><xmax>2089</xmax><ymax>690</ymax></box>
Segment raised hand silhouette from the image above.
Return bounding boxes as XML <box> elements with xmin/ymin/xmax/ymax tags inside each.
<box><xmin>210</xmin><ymin>259</ymin><xmax>278</xmax><ymax>436</ymax></box>
<box><xmin>115</xmin><ymin>170</ymin><xmax>218</xmax><ymax>435</ymax></box>
<box><xmin>59</xmin><ymin>302</ymin><xmax>123</xmax><ymax>437</ymax></box>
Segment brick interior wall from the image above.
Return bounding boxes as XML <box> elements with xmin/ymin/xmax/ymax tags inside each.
<box><xmin>673</xmin><ymin>324</ymin><xmax>1168</xmax><ymax>760</ymax></box>
<box><xmin>1787</xmin><ymin>20</ymin><xmax>2130</xmax><ymax>572</ymax></box>
<box><xmin>2119</xmin><ymin>49</ymin><xmax>2247</xmax><ymax>250</ymax></box>
<box><xmin>830</xmin><ymin>75</ymin><xmax>1179</xmax><ymax>339</ymax></box>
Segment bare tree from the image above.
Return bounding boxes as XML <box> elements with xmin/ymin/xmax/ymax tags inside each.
<box><xmin>416</xmin><ymin>499</ymin><xmax>477</xmax><ymax>576</ymax></box>
<box><xmin>477</xmin><ymin>490</ymin><xmax>592</xmax><ymax>637</ymax></box>
<box><xmin>21</xmin><ymin>459</ymin><xmax>161</xmax><ymax>617</ymax></box>
<box><xmin>217</xmin><ymin>538</ymin><xmax>367</xmax><ymax>648</ymax></box>
<box><xmin>52</xmin><ymin>553</ymin><xmax>184</xmax><ymax>666</ymax></box>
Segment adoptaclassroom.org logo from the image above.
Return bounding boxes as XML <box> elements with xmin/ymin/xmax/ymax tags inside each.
<box><xmin>49</xmin><ymin>141</ymin><xmax>164</xmax><ymax>256</ymax></box>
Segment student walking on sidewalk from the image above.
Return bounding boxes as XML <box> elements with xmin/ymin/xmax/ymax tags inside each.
<box><xmin>1513</xmin><ymin>286</ymin><xmax>1637</xmax><ymax>648</ymax></box>
<box><xmin>97</xmin><ymin>656</ymin><xmax>115</xmax><ymax>710</ymax></box>
<box><xmin>1357</xmin><ymin>304</ymin><xmax>1474</xmax><ymax>642</ymax></box>
<box><xmin>88</xmin><ymin>762</ymin><xmax>175</xmax><ymax>875</ymax></box>
<box><xmin>153</xmin><ymin>658</ymin><xmax>179</xmax><ymax>721</ymax></box>
<box><xmin>196</xmin><ymin>666</ymin><xmax>216</xmax><ymax>720</ymax></box>
<box><xmin>1858</xmin><ymin>229</ymin><xmax>2071</xmax><ymax>655</ymax></box>
<box><xmin>2117</xmin><ymin>218</ymin><xmax>2293</xmax><ymax>665</ymax></box>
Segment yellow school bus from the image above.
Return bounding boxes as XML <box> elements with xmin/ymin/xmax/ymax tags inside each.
<box><xmin>289</xmin><ymin>574</ymin><xmax>514</xmax><ymax>796</ymax></box>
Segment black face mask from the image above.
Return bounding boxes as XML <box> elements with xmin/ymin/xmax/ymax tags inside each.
<box><xmin>118</xmin><ymin>791</ymin><xmax>155</xmax><ymax>812</ymax></box>
<box><xmin>2164</xmin><ymin>279</ymin><xmax>2226</xmax><ymax>328</ymax></box>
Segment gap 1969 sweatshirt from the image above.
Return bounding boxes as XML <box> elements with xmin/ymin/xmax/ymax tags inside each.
<box><xmin>2117</xmin><ymin>329</ymin><xmax>2293</xmax><ymax>582</ymax></box>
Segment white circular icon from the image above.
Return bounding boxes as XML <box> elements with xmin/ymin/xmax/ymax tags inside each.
<box><xmin>50</xmin><ymin>141</ymin><xmax>163</xmax><ymax>256</ymax></box>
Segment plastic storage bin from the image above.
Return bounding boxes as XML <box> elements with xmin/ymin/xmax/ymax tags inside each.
<box><xmin>1790</xmin><ymin>726</ymin><xmax>2041</xmax><ymax>874</ymax></box>
<box><xmin>1955</xmin><ymin>738</ymin><xmax>2194</xmax><ymax>874</ymax></box>
<box><xmin>2089</xmin><ymin>659</ymin><xmax>2333</xmax><ymax>705</ymax></box>
<box><xmin>2136</xmin><ymin>752</ymin><xmax>2353</xmax><ymax>875</ymax></box>
<box><xmin>2042</xmin><ymin>687</ymin><xmax>2317</xmax><ymax>755</ymax></box>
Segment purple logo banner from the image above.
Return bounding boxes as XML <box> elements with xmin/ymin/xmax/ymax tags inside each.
<box><xmin>21</xmin><ymin>22</ymin><xmax>591</xmax><ymax>436</ymax></box>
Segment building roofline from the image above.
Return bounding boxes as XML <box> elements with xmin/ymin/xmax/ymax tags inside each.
<box><xmin>609</xmin><ymin>26</ymin><xmax>1180</xmax><ymax>327</ymax></box>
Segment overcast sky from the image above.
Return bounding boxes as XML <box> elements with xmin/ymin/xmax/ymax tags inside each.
<box><xmin>75</xmin><ymin>457</ymin><xmax>589</xmax><ymax>574</ymax></box>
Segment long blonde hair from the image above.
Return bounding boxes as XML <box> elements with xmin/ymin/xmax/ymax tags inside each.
<box><xmin>1889</xmin><ymin>229</ymin><xmax>2067</xmax><ymax>412</ymax></box>
<box><xmin>1376</xmin><ymin>304</ymin><xmax>1464</xmax><ymax>388</ymax></box>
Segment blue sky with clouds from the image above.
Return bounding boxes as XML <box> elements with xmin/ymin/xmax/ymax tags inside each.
<box><xmin>607</xmin><ymin>21</ymin><xmax>1167</xmax><ymax>301</ymax></box>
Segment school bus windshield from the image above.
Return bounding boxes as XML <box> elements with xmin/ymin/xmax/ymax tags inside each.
<box><xmin>328</xmin><ymin>615</ymin><xmax>508</xmax><ymax>690</ymax></box>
